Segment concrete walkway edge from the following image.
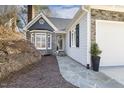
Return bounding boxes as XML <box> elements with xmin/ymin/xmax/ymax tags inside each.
<box><xmin>56</xmin><ymin>56</ymin><xmax>124</xmax><ymax>88</ymax></box>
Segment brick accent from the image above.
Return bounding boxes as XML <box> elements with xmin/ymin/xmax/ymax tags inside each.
<box><xmin>91</xmin><ymin>9</ymin><xmax>124</xmax><ymax>42</ymax></box>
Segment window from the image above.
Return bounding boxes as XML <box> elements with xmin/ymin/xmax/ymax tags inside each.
<box><xmin>35</xmin><ymin>33</ymin><xmax>46</xmax><ymax>49</ymax></box>
<box><xmin>71</xmin><ymin>30</ymin><xmax>76</xmax><ymax>47</ymax></box>
<box><xmin>71</xmin><ymin>31</ymin><xmax>74</xmax><ymax>47</ymax></box>
<box><xmin>41</xmin><ymin>34</ymin><xmax>46</xmax><ymax>48</ymax></box>
<box><xmin>69</xmin><ymin>24</ymin><xmax>80</xmax><ymax>48</ymax></box>
<box><xmin>31</xmin><ymin>33</ymin><xmax>35</xmax><ymax>44</ymax></box>
<box><xmin>39</xmin><ymin>19</ymin><xmax>45</xmax><ymax>24</ymax></box>
<box><xmin>34</xmin><ymin>33</ymin><xmax>52</xmax><ymax>50</ymax></box>
<box><xmin>47</xmin><ymin>34</ymin><xmax>52</xmax><ymax>49</ymax></box>
<box><xmin>69</xmin><ymin>31</ymin><xmax>71</xmax><ymax>47</ymax></box>
<box><xmin>76</xmin><ymin>24</ymin><xmax>79</xmax><ymax>47</ymax></box>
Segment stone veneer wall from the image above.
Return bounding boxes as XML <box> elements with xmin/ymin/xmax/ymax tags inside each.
<box><xmin>91</xmin><ymin>9</ymin><xmax>124</xmax><ymax>42</ymax></box>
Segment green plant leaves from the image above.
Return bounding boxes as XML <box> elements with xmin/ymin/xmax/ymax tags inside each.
<box><xmin>91</xmin><ymin>42</ymin><xmax>102</xmax><ymax>56</ymax></box>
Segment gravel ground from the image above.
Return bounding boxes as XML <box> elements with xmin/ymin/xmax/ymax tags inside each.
<box><xmin>0</xmin><ymin>55</ymin><xmax>77</xmax><ymax>88</ymax></box>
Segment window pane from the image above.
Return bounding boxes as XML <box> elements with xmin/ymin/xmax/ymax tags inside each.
<box><xmin>59</xmin><ymin>39</ymin><xmax>63</xmax><ymax>49</ymax></box>
<box><xmin>41</xmin><ymin>35</ymin><xmax>46</xmax><ymax>48</ymax></box>
<box><xmin>69</xmin><ymin>31</ymin><xmax>71</xmax><ymax>47</ymax></box>
<box><xmin>35</xmin><ymin>33</ymin><xmax>46</xmax><ymax>49</ymax></box>
<box><xmin>72</xmin><ymin>32</ymin><xmax>73</xmax><ymax>46</ymax></box>
<box><xmin>31</xmin><ymin>33</ymin><xmax>35</xmax><ymax>44</ymax></box>
<box><xmin>76</xmin><ymin>24</ymin><xmax>79</xmax><ymax>47</ymax></box>
<box><xmin>36</xmin><ymin>36</ymin><xmax>41</xmax><ymax>48</ymax></box>
<box><xmin>48</xmin><ymin>34</ymin><xmax>51</xmax><ymax>48</ymax></box>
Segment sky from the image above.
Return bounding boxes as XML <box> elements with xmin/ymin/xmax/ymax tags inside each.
<box><xmin>48</xmin><ymin>5</ymin><xmax>80</xmax><ymax>19</ymax></box>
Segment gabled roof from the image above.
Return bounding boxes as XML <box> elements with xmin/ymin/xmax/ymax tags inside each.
<box><xmin>23</xmin><ymin>11</ymin><xmax>58</xmax><ymax>31</ymax></box>
<box><xmin>48</xmin><ymin>17</ymin><xmax>72</xmax><ymax>31</ymax></box>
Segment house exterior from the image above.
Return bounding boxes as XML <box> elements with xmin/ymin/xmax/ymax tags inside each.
<box><xmin>24</xmin><ymin>5</ymin><xmax>124</xmax><ymax>68</ymax></box>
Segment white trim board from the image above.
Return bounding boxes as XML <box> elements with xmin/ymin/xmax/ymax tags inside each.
<box><xmin>91</xmin><ymin>5</ymin><xmax>124</xmax><ymax>13</ymax></box>
<box><xmin>96</xmin><ymin>19</ymin><xmax>124</xmax><ymax>24</ymax></box>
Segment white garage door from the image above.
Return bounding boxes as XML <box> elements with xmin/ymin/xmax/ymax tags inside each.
<box><xmin>96</xmin><ymin>20</ymin><xmax>124</xmax><ymax>66</ymax></box>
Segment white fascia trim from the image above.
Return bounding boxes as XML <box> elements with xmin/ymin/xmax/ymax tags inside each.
<box><xmin>23</xmin><ymin>12</ymin><xmax>58</xmax><ymax>31</ymax></box>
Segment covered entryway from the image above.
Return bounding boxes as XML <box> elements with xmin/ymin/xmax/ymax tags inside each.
<box><xmin>96</xmin><ymin>20</ymin><xmax>124</xmax><ymax>66</ymax></box>
<box><xmin>56</xmin><ymin>33</ymin><xmax>66</xmax><ymax>56</ymax></box>
<box><xmin>57</xmin><ymin>34</ymin><xmax>65</xmax><ymax>51</ymax></box>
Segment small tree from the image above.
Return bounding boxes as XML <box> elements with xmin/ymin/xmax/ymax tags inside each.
<box><xmin>91</xmin><ymin>42</ymin><xmax>102</xmax><ymax>56</ymax></box>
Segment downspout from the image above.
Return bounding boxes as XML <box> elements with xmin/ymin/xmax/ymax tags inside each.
<box><xmin>82</xmin><ymin>6</ymin><xmax>91</xmax><ymax>69</ymax></box>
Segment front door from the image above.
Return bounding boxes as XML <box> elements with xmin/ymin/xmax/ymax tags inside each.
<box><xmin>57</xmin><ymin>34</ymin><xmax>64</xmax><ymax>51</ymax></box>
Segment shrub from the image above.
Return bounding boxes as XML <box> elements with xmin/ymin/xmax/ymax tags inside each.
<box><xmin>91</xmin><ymin>42</ymin><xmax>102</xmax><ymax>56</ymax></box>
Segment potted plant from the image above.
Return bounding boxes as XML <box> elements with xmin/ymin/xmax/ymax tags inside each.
<box><xmin>91</xmin><ymin>42</ymin><xmax>102</xmax><ymax>72</ymax></box>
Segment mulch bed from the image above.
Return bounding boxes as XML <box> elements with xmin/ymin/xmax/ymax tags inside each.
<box><xmin>0</xmin><ymin>55</ymin><xmax>77</xmax><ymax>88</ymax></box>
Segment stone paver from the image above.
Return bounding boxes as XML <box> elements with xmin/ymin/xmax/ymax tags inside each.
<box><xmin>0</xmin><ymin>55</ymin><xmax>77</xmax><ymax>88</ymax></box>
<box><xmin>56</xmin><ymin>56</ymin><xmax>124</xmax><ymax>88</ymax></box>
<box><xmin>100</xmin><ymin>66</ymin><xmax>124</xmax><ymax>85</ymax></box>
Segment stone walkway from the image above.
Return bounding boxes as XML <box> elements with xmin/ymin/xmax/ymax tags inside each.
<box><xmin>56</xmin><ymin>56</ymin><xmax>124</xmax><ymax>88</ymax></box>
<box><xmin>0</xmin><ymin>56</ymin><xmax>77</xmax><ymax>88</ymax></box>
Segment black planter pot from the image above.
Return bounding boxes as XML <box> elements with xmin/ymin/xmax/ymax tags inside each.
<box><xmin>91</xmin><ymin>56</ymin><xmax>100</xmax><ymax>72</ymax></box>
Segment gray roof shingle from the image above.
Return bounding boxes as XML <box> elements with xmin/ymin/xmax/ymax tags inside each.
<box><xmin>48</xmin><ymin>17</ymin><xmax>72</xmax><ymax>31</ymax></box>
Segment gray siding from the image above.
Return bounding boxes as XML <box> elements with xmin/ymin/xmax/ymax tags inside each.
<box><xmin>28</xmin><ymin>17</ymin><xmax>54</xmax><ymax>31</ymax></box>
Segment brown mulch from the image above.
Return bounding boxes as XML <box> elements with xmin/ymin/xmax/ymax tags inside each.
<box><xmin>0</xmin><ymin>55</ymin><xmax>77</xmax><ymax>88</ymax></box>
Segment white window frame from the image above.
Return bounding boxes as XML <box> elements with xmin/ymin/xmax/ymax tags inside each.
<box><xmin>33</xmin><ymin>32</ymin><xmax>52</xmax><ymax>50</ymax></box>
<box><xmin>47</xmin><ymin>33</ymin><xmax>52</xmax><ymax>49</ymax></box>
<box><xmin>31</xmin><ymin>33</ymin><xmax>35</xmax><ymax>44</ymax></box>
<box><xmin>71</xmin><ymin>29</ymin><xmax>76</xmax><ymax>47</ymax></box>
<box><xmin>35</xmin><ymin>33</ymin><xmax>46</xmax><ymax>50</ymax></box>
